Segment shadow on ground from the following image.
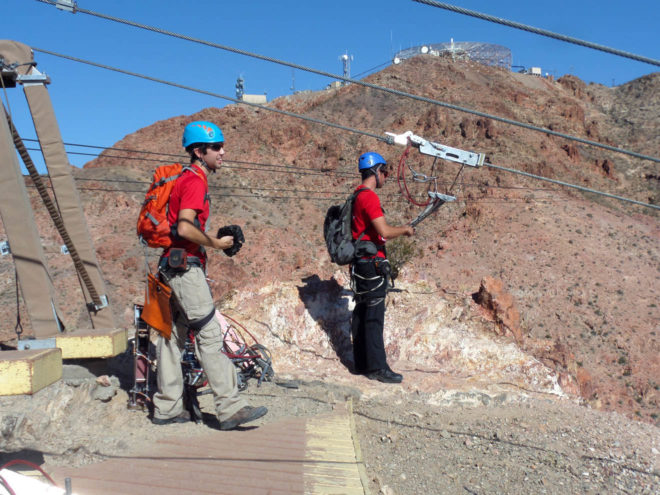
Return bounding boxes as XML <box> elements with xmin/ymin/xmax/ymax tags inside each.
<box><xmin>297</xmin><ymin>275</ymin><xmax>356</xmax><ymax>373</ymax></box>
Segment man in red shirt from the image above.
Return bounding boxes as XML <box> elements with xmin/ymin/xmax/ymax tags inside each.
<box><xmin>153</xmin><ymin>121</ymin><xmax>268</xmax><ymax>429</ymax></box>
<box><xmin>351</xmin><ymin>152</ymin><xmax>414</xmax><ymax>383</ymax></box>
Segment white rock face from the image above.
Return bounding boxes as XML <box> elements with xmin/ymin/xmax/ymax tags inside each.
<box><xmin>223</xmin><ymin>278</ymin><xmax>567</xmax><ymax>405</ymax></box>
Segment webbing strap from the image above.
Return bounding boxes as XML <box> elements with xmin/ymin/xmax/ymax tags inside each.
<box><xmin>188</xmin><ymin>309</ymin><xmax>216</xmax><ymax>331</ymax></box>
<box><xmin>350</xmin><ymin>263</ymin><xmax>385</xmax><ymax>297</ymax></box>
<box><xmin>146</xmin><ymin>212</ymin><xmax>159</xmax><ymax>225</ymax></box>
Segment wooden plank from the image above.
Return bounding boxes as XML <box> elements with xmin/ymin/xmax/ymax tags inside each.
<box><xmin>304</xmin><ymin>406</ymin><xmax>366</xmax><ymax>495</ymax></box>
<box><xmin>57</xmin><ymin>327</ymin><xmax>127</xmax><ymax>359</ymax></box>
<box><xmin>0</xmin><ymin>348</ymin><xmax>61</xmax><ymax>395</ymax></box>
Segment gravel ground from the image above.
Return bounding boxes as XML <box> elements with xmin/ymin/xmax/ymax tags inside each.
<box><xmin>250</xmin><ymin>379</ymin><xmax>660</xmax><ymax>495</ymax></box>
<box><xmin>1</xmin><ymin>367</ymin><xmax>658</xmax><ymax>494</ymax></box>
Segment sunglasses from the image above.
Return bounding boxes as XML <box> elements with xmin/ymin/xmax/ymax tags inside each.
<box><xmin>208</xmin><ymin>143</ymin><xmax>224</xmax><ymax>151</ymax></box>
<box><xmin>379</xmin><ymin>166</ymin><xmax>389</xmax><ymax>177</ymax></box>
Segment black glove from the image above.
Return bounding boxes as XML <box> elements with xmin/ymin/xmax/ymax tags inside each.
<box><xmin>216</xmin><ymin>225</ymin><xmax>245</xmax><ymax>257</ymax></box>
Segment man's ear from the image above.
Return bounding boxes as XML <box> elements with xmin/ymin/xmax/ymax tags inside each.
<box><xmin>193</xmin><ymin>147</ymin><xmax>203</xmax><ymax>160</ymax></box>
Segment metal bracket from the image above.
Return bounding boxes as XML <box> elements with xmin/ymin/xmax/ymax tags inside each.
<box><xmin>56</xmin><ymin>0</ymin><xmax>77</xmax><ymax>13</ymax></box>
<box><xmin>16</xmin><ymin>68</ymin><xmax>50</xmax><ymax>86</ymax></box>
<box><xmin>0</xmin><ymin>61</ymin><xmax>18</xmax><ymax>88</ymax></box>
<box><xmin>17</xmin><ymin>337</ymin><xmax>57</xmax><ymax>351</ymax></box>
<box><xmin>386</xmin><ymin>130</ymin><xmax>485</xmax><ymax>167</ymax></box>
<box><xmin>0</xmin><ymin>241</ymin><xmax>10</xmax><ymax>256</ymax></box>
<box><xmin>87</xmin><ymin>294</ymin><xmax>109</xmax><ymax>312</ymax></box>
<box><xmin>410</xmin><ymin>192</ymin><xmax>456</xmax><ymax>228</ymax></box>
<box><xmin>429</xmin><ymin>191</ymin><xmax>457</xmax><ymax>202</ymax></box>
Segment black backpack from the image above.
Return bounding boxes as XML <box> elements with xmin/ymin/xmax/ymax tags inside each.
<box><xmin>324</xmin><ymin>188</ymin><xmax>376</xmax><ymax>265</ymax></box>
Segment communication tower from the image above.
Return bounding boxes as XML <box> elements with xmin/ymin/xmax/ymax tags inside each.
<box><xmin>235</xmin><ymin>76</ymin><xmax>244</xmax><ymax>100</ymax></box>
<box><xmin>340</xmin><ymin>52</ymin><xmax>353</xmax><ymax>86</ymax></box>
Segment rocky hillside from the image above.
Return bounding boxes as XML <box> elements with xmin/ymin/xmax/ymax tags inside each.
<box><xmin>0</xmin><ymin>56</ymin><xmax>658</xmax><ymax>424</ymax></box>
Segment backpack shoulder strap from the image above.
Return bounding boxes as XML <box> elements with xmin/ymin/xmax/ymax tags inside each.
<box><xmin>351</xmin><ymin>187</ymin><xmax>369</xmax><ymax>241</ymax></box>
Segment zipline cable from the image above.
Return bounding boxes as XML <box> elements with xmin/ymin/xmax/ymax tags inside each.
<box><xmin>31</xmin><ymin>47</ymin><xmax>389</xmax><ymax>145</ymax></box>
<box><xmin>33</xmin><ymin>1</ymin><xmax>659</xmax><ymax>163</ymax></box>
<box><xmin>15</xmin><ymin>51</ymin><xmax>657</xmax><ymax>209</ymax></box>
<box><xmin>352</xmin><ymin>61</ymin><xmax>392</xmax><ymax>79</ymax></box>
<box><xmin>411</xmin><ymin>0</ymin><xmax>660</xmax><ymax>67</ymax></box>
<box><xmin>18</xmin><ymin>127</ymin><xmax>660</xmax><ymax>210</ymax></box>
<box><xmin>22</xmin><ymin>145</ymin><xmax>645</xmax><ymax>198</ymax></box>
<box><xmin>28</xmin><ymin>182</ymin><xmax>579</xmax><ymax>206</ymax></box>
<box><xmin>483</xmin><ymin>161</ymin><xmax>658</xmax><ymax>210</ymax></box>
<box><xmin>23</xmin><ymin>158</ymin><xmax>654</xmax><ymax>210</ymax></box>
<box><xmin>68</xmin><ymin>174</ymin><xmax>563</xmax><ymax>196</ymax></box>
<box><xmin>20</xmin><ymin>139</ymin><xmax>357</xmax><ymax>177</ymax></box>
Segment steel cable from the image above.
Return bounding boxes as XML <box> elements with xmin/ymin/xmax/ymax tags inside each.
<box><xmin>412</xmin><ymin>0</ymin><xmax>660</xmax><ymax>67</ymax></box>
<box><xmin>21</xmin><ymin>135</ymin><xmax>658</xmax><ymax>210</ymax></box>
<box><xmin>31</xmin><ymin>48</ymin><xmax>388</xmax><ymax>145</ymax></box>
<box><xmin>33</xmin><ymin>0</ymin><xmax>659</xmax><ymax>163</ymax></box>
<box><xmin>22</xmin><ymin>143</ymin><xmax>650</xmax><ymax>195</ymax></box>
<box><xmin>17</xmin><ymin>46</ymin><xmax>660</xmax><ymax>209</ymax></box>
<box><xmin>483</xmin><ymin>161</ymin><xmax>658</xmax><ymax>209</ymax></box>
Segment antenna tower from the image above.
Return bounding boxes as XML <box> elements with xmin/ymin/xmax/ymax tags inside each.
<box><xmin>340</xmin><ymin>52</ymin><xmax>353</xmax><ymax>86</ymax></box>
<box><xmin>235</xmin><ymin>75</ymin><xmax>244</xmax><ymax>100</ymax></box>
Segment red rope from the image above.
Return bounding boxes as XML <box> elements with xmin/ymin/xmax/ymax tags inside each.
<box><xmin>397</xmin><ymin>144</ymin><xmax>431</xmax><ymax>207</ymax></box>
<box><xmin>0</xmin><ymin>475</ymin><xmax>18</xmax><ymax>495</ymax></box>
<box><xmin>222</xmin><ymin>313</ymin><xmax>260</xmax><ymax>346</ymax></box>
<box><xmin>0</xmin><ymin>459</ymin><xmax>58</xmax><ymax>486</ymax></box>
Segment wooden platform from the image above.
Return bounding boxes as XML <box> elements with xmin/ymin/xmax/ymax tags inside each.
<box><xmin>50</xmin><ymin>403</ymin><xmax>368</xmax><ymax>494</ymax></box>
<box><xmin>0</xmin><ymin>348</ymin><xmax>62</xmax><ymax>395</ymax></box>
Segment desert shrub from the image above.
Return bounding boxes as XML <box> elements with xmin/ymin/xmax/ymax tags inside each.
<box><xmin>387</xmin><ymin>237</ymin><xmax>419</xmax><ymax>280</ymax></box>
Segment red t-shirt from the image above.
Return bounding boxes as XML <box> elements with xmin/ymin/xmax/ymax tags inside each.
<box><xmin>164</xmin><ymin>164</ymin><xmax>209</xmax><ymax>262</ymax></box>
<box><xmin>351</xmin><ymin>185</ymin><xmax>386</xmax><ymax>258</ymax></box>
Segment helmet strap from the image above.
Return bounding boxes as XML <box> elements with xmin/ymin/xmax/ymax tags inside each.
<box><xmin>200</xmin><ymin>157</ymin><xmax>215</xmax><ymax>174</ymax></box>
<box><xmin>194</xmin><ymin>147</ymin><xmax>215</xmax><ymax>174</ymax></box>
<box><xmin>374</xmin><ymin>165</ymin><xmax>382</xmax><ymax>188</ymax></box>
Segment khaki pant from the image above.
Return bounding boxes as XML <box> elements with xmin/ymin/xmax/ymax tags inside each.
<box><xmin>153</xmin><ymin>266</ymin><xmax>246</xmax><ymax>422</ymax></box>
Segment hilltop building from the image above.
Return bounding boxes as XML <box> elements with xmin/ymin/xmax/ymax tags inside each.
<box><xmin>393</xmin><ymin>39</ymin><xmax>512</xmax><ymax>70</ymax></box>
<box><xmin>235</xmin><ymin>76</ymin><xmax>267</xmax><ymax>104</ymax></box>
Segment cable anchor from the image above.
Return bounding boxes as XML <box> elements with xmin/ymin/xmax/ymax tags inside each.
<box><xmin>387</xmin><ymin>130</ymin><xmax>486</xmax><ymax>226</ymax></box>
<box><xmin>386</xmin><ymin>130</ymin><xmax>485</xmax><ymax>167</ymax></box>
<box><xmin>55</xmin><ymin>0</ymin><xmax>77</xmax><ymax>13</ymax></box>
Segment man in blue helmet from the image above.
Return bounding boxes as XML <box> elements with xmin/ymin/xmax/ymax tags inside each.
<box><xmin>351</xmin><ymin>151</ymin><xmax>414</xmax><ymax>383</ymax></box>
<box><xmin>153</xmin><ymin>120</ymin><xmax>268</xmax><ymax>429</ymax></box>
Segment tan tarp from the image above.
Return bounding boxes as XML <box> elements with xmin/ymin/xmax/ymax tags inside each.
<box><xmin>0</xmin><ymin>106</ymin><xmax>61</xmax><ymax>338</ymax></box>
<box><xmin>1</xmin><ymin>40</ymin><xmax>116</xmax><ymax>333</ymax></box>
<box><xmin>0</xmin><ymin>40</ymin><xmax>34</xmax><ymax>76</ymax></box>
<box><xmin>23</xmin><ymin>78</ymin><xmax>116</xmax><ymax>329</ymax></box>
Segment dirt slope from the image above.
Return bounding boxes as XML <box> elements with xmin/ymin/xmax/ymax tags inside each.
<box><xmin>0</xmin><ymin>56</ymin><xmax>658</xmax><ymax>428</ymax></box>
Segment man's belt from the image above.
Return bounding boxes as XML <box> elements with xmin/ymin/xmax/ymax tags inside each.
<box><xmin>158</xmin><ymin>255</ymin><xmax>203</xmax><ymax>271</ymax></box>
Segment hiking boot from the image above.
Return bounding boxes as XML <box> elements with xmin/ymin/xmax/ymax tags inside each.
<box><xmin>366</xmin><ymin>369</ymin><xmax>403</xmax><ymax>384</ymax></box>
<box><xmin>218</xmin><ymin>406</ymin><xmax>268</xmax><ymax>430</ymax></box>
<box><xmin>151</xmin><ymin>412</ymin><xmax>190</xmax><ymax>425</ymax></box>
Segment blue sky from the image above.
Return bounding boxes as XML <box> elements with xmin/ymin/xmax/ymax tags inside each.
<box><xmin>2</xmin><ymin>0</ymin><xmax>658</xmax><ymax>170</ymax></box>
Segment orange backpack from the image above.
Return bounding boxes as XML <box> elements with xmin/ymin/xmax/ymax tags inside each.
<box><xmin>137</xmin><ymin>163</ymin><xmax>195</xmax><ymax>248</ymax></box>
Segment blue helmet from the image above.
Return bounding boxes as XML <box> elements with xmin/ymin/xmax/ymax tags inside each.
<box><xmin>358</xmin><ymin>151</ymin><xmax>386</xmax><ymax>171</ymax></box>
<box><xmin>182</xmin><ymin>121</ymin><xmax>224</xmax><ymax>149</ymax></box>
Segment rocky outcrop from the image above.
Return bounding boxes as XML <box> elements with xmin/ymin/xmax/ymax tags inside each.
<box><xmin>472</xmin><ymin>277</ymin><xmax>523</xmax><ymax>344</ymax></box>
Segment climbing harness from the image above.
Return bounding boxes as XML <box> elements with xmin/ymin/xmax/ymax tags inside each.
<box><xmin>128</xmin><ymin>305</ymin><xmax>274</xmax><ymax>420</ymax></box>
<box><xmin>387</xmin><ymin>130</ymin><xmax>485</xmax><ymax>226</ymax></box>
<box><xmin>350</xmin><ymin>264</ymin><xmax>385</xmax><ymax>297</ymax></box>
<box><xmin>350</xmin><ymin>257</ymin><xmax>394</xmax><ymax>307</ymax></box>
